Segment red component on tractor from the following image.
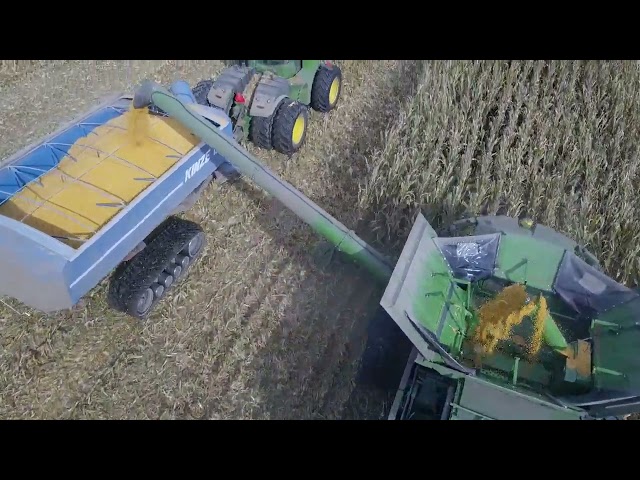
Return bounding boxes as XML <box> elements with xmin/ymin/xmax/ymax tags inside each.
<box><xmin>325</xmin><ymin>61</ymin><xmax>333</xmax><ymax>67</ymax></box>
<box><xmin>234</xmin><ymin>93</ymin><xmax>246</xmax><ymax>103</ymax></box>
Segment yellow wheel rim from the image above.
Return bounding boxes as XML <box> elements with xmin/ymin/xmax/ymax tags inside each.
<box><xmin>329</xmin><ymin>77</ymin><xmax>340</xmax><ymax>105</ymax></box>
<box><xmin>292</xmin><ymin>115</ymin><xmax>305</xmax><ymax>145</ymax></box>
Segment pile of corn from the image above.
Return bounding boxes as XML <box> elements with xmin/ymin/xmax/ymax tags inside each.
<box><xmin>473</xmin><ymin>283</ymin><xmax>548</xmax><ymax>357</ymax></box>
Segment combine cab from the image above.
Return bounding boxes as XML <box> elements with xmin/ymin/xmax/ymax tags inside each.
<box><xmin>192</xmin><ymin>60</ymin><xmax>342</xmax><ymax>155</ymax></box>
<box><xmin>382</xmin><ymin>214</ymin><xmax>640</xmax><ymax>420</ymax></box>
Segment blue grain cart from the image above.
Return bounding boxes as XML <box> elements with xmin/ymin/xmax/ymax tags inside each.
<box><xmin>0</xmin><ymin>82</ymin><xmax>238</xmax><ymax>318</ymax></box>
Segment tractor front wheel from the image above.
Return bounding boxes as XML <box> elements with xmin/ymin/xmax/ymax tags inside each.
<box><xmin>310</xmin><ymin>65</ymin><xmax>342</xmax><ymax>112</ymax></box>
<box><xmin>272</xmin><ymin>100</ymin><xmax>309</xmax><ymax>155</ymax></box>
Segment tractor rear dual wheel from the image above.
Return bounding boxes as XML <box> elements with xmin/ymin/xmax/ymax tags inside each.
<box><xmin>272</xmin><ymin>100</ymin><xmax>309</xmax><ymax>155</ymax></box>
<box><xmin>249</xmin><ymin>115</ymin><xmax>275</xmax><ymax>150</ymax></box>
<box><xmin>250</xmin><ymin>99</ymin><xmax>309</xmax><ymax>156</ymax></box>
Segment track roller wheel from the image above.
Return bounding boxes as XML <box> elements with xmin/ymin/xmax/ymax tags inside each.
<box><xmin>272</xmin><ymin>99</ymin><xmax>309</xmax><ymax>155</ymax></box>
<box><xmin>249</xmin><ymin>114</ymin><xmax>274</xmax><ymax>150</ymax></box>
<box><xmin>192</xmin><ymin>79</ymin><xmax>214</xmax><ymax>106</ymax></box>
<box><xmin>310</xmin><ymin>65</ymin><xmax>342</xmax><ymax>112</ymax></box>
<box><xmin>107</xmin><ymin>217</ymin><xmax>206</xmax><ymax>319</ymax></box>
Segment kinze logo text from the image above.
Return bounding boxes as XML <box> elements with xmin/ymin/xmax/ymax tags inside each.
<box><xmin>185</xmin><ymin>150</ymin><xmax>212</xmax><ymax>182</ymax></box>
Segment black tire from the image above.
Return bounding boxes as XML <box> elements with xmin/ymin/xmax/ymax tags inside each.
<box><xmin>249</xmin><ymin>114</ymin><xmax>274</xmax><ymax>150</ymax></box>
<box><xmin>310</xmin><ymin>65</ymin><xmax>342</xmax><ymax>112</ymax></box>
<box><xmin>357</xmin><ymin>308</ymin><xmax>413</xmax><ymax>391</ymax></box>
<box><xmin>107</xmin><ymin>217</ymin><xmax>206</xmax><ymax>319</ymax></box>
<box><xmin>271</xmin><ymin>99</ymin><xmax>309</xmax><ymax>155</ymax></box>
<box><xmin>192</xmin><ymin>80</ymin><xmax>214</xmax><ymax>106</ymax></box>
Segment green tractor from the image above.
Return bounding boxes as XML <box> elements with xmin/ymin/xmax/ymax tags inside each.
<box><xmin>192</xmin><ymin>60</ymin><xmax>342</xmax><ymax>155</ymax></box>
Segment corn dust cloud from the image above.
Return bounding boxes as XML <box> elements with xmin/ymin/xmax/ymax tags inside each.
<box><xmin>127</xmin><ymin>106</ymin><xmax>150</xmax><ymax>146</ymax></box>
<box><xmin>473</xmin><ymin>284</ymin><xmax>530</xmax><ymax>354</ymax></box>
<box><xmin>472</xmin><ymin>283</ymin><xmax>555</xmax><ymax>358</ymax></box>
<box><xmin>473</xmin><ymin>284</ymin><xmax>526</xmax><ymax>352</ymax></box>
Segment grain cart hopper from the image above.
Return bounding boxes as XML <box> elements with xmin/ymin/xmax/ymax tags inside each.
<box><xmin>0</xmin><ymin>82</ymin><xmax>240</xmax><ymax>318</ymax></box>
<box><xmin>190</xmin><ymin>60</ymin><xmax>342</xmax><ymax>155</ymax></box>
<box><xmin>134</xmin><ymin>80</ymin><xmax>640</xmax><ymax>420</ymax></box>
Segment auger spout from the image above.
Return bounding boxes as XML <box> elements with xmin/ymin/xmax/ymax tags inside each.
<box><xmin>544</xmin><ymin>313</ymin><xmax>569</xmax><ymax>352</ymax></box>
<box><xmin>133</xmin><ymin>80</ymin><xmax>393</xmax><ymax>283</ymax></box>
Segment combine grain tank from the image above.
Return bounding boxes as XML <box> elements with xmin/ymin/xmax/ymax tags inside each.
<box><xmin>0</xmin><ymin>86</ymin><xmax>237</xmax><ymax>317</ymax></box>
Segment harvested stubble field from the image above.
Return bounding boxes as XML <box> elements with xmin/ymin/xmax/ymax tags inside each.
<box><xmin>1</xmin><ymin>60</ymin><xmax>639</xmax><ymax>419</ymax></box>
<box><xmin>0</xmin><ymin>60</ymin><xmax>416</xmax><ymax>419</ymax></box>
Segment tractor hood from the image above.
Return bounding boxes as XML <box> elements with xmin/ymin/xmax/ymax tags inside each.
<box><xmin>381</xmin><ymin>213</ymin><xmax>640</xmax><ymax>416</ymax></box>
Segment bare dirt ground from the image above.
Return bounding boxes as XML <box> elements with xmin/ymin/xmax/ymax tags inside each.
<box><xmin>0</xmin><ymin>60</ymin><xmax>418</xmax><ymax>419</ymax></box>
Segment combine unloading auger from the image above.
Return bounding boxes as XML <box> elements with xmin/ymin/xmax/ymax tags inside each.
<box><xmin>133</xmin><ymin>81</ymin><xmax>392</xmax><ymax>283</ymax></box>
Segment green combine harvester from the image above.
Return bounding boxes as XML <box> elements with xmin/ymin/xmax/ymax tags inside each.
<box><xmin>191</xmin><ymin>60</ymin><xmax>342</xmax><ymax>155</ymax></box>
<box><xmin>380</xmin><ymin>215</ymin><xmax>639</xmax><ymax>420</ymax></box>
<box><xmin>132</xmin><ymin>80</ymin><xmax>640</xmax><ymax>420</ymax></box>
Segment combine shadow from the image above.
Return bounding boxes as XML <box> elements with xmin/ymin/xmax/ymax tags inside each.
<box><xmin>203</xmin><ymin>62</ymin><xmax>423</xmax><ymax>419</ymax></box>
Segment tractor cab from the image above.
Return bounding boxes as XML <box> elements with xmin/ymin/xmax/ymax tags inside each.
<box><xmin>382</xmin><ymin>214</ymin><xmax>640</xmax><ymax>420</ymax></box>
<box><xmin>237</xmin><ymin>60</ymin><xmax>326</xmax><ymax>80</ymax></box>
<box><xmin>245</xmin><ymin>60</ymin><xmax>302</xmax><ymax>79</ymax></box>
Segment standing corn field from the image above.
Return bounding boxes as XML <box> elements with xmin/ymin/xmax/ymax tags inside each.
<box><xmin>359</xmin><ymin>60</ymin><xmax>640</xmax><ymax>286</ymax></box>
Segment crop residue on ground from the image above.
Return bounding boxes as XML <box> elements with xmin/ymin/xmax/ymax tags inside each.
<box><xmin>1</xmin><ymin>60</ymin><xmax>639</xmax><ymax>419</ymax></box>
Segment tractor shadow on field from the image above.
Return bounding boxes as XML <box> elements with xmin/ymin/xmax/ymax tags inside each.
<box><xmin>200</xmin><ymin>62</ymin><xmax>424</xmax><ymax>419</ymax></box>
